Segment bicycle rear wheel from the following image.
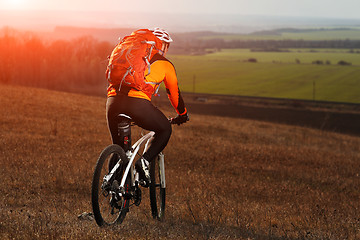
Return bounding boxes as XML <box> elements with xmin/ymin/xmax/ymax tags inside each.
<box><xmin>149</xmin><ymin>153</ymin><xmax>166</xmax><ymax>220</ymax></box>
<box><xmin>91</xmin><ymin>144</ymin><xmax>130</xmax><ymax>226</ymax></box>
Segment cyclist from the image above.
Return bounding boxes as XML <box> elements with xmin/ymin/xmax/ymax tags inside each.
<box><xmin>106</xmin><ymin>28</ymin><xmax>189</xmax><ymax>187</ymax></box>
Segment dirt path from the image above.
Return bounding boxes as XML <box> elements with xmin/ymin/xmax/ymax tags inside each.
<box><xmin>186</xmin><ymin>101</ymin><xmax>360</xmax><ymax>136</ymax></box>
<box><xmin>155</xmin><ymin>92</ymin><xmax>360</xmax><ymax>136</ymax></box>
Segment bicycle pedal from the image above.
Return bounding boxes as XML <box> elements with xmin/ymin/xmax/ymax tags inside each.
<box><xmin>110</xmin><ymin>195</ymin><xmax>119</xmax><ymax>209</ymax></box>
<box><xmin>134</xmin><ymin>187</ymin><xmax>142</xmax><ymax>206</ymax></box>
<box><xmin>139</xmin><ymin>179</ymin><xmax>150</xmax><ymax>188</ymax></box>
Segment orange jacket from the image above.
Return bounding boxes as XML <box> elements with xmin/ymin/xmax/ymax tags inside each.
<box><xmin>107</xmin><ymin>53</ymin><xmax>187</xmax><ymax>115</ymax></box>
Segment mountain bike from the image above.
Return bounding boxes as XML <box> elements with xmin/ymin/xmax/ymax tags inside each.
<box><xmin>91</xmin><ymin>114</ymin><xmax>169</xmax><ymax>227</ymax></box>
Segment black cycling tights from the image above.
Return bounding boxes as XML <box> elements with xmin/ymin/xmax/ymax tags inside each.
<box><xmin>106</xmin><ymin>95</ymin><xmax>172</xmax><ymax>162</ymax></box>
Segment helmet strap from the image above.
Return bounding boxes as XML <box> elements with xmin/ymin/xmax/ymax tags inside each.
<box><xmin>160</xmin><ymin>42</ymin><xmax>170</xmax><ymax>56</ymax></box>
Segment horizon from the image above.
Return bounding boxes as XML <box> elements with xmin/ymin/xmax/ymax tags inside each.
<box><xmin>1</xmin><ymin>9</ymin><xmax>360</xmax><ymax>34</ymax></box>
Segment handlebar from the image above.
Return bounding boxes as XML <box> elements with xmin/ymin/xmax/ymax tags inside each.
<box><xmin>169</xmin><ymin>118</ymin><xmax>176</xmax><ymax>125</ymax></box>
<box><xmin>169</xmin><ymin>113</ymin><xmax>189</xmax><ymax>125</ymax></box>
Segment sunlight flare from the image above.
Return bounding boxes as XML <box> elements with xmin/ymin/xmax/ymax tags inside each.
<box><xmin>5</xmin><ymin>0</ymin><xmax>27</xmax><ymax>9</ymax></box>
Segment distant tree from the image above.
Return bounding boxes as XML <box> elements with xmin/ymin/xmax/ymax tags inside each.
<box><xmin>0</xmin><ymin>33</ymin><xmax>112</xmax><ymax>95</ymax></box>
<box><xmin>312</xmin><ymin>60</ymin><xmax>323</xmax><ymax>65</ymax></box>
<box><xmin>338</xmin><ymin>60</ymin><xmax>352</xmax><ymax>66</ymax></box>
<box><xmin>22</xmin><ymin>36</ymin><xmax>46</xmax><ymax>87</ymax></box>
<box><xmin>45</xmin><ymin>40</ymin><xmax>73</xmax><ymax>89</ymax></box>
<box><xmin>0</xmin><ymin>34</ymin><xmax>19</xmax><ymax>83</ymax></box>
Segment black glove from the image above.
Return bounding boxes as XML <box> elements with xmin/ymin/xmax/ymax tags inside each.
<box><xmin>171</xmin><ymin>113</ymin><xmax>189</xmax><ymax>125</ymax></box>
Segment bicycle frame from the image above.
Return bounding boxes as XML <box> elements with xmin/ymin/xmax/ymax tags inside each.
<box><xmin>103</xmin><ymin>130</ymin><xmax>165</xmax><ymax>194</ymax></box>
<box><xmin>92</xmin><ymin>113</ymin><xmax>172</xmax><ymax>225</ymax></box>
<box><xmin>120</xmin><ymin>131</ymin><xmax>154</xmax><ymax>188</ymax></box>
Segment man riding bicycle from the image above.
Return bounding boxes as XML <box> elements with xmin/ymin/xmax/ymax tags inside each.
<box><xmin>106</xmin><ymin>28</ymin><xmax>189</xmax><ymax>187</ymax></box>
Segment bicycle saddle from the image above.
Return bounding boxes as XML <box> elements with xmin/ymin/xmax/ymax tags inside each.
<box><xmin>117</xmin><ymin>114</ymin><xmax>133</xmax><ymax>125</ymax></box>
<box><xmin>118</xmin><ymin>114</ymin><xmax>132</xmax><ymax>120</ymax></box>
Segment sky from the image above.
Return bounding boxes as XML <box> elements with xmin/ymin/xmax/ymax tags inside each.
<box><xmin>1</xmin><ymin>0</ymin><xmax>360</xmax><ymax>19</ymax></box>
<box><xmin>1</xmin><ymin>0</ymin><xmax>360</xmax><ymax>33</ymax></box>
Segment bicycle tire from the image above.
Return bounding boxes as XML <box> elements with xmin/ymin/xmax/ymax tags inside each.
<box><xmin>91</xmin><ymin>144</ymin><xmax>130</xmax><ymax>226</ymax></box>
<box><xmin>149</xmin><ymin>154</ymin><xmax>166</xmax><ymax>220</ymax></box>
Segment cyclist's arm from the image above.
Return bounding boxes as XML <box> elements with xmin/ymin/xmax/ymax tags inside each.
<box><xmin>162</xmin><ymin>61</ymin><xmax>187</xmax><ymax>115</ymax></box>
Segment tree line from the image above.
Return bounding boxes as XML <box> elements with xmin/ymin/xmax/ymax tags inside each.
<box><xmin>171</xmin><ymin>38</ymin><xmax>360</xmax><ymax>54</ymax></box>
<box><xmin>0</xmin><ymin>32</ymin><xmax>113</xmax><ymax>95</ymax></box>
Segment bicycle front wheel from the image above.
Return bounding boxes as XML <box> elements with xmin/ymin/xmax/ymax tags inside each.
<box><xmin>91</xmin><ymin>144</ymin><xmax>130</xmax><ymax>226</ymax></box>
<box><xmin>149</xmin><ymin>153</ymin><xmax>166</xmax><ymax>220</ymax></box>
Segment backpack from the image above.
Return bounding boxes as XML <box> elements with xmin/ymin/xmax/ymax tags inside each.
<box><xmin>106</xmin><ymin>29</ymin><xmax>163</xmax><ymax>95</ymax></box>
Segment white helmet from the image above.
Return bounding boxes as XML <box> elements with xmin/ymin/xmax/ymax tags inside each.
<box><xmin>151</xmin><ymin>27</ymin><xmax>173</xmax><ymax>43</ymax></box>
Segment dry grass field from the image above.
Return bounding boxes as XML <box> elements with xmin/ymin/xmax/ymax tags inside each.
<box><xmin>1</xmin><ymin>84</ymin><xmax>360</xmax><ymax>239</ymax></box>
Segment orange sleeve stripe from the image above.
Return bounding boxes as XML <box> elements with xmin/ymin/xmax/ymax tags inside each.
<box><xmin>159</xmin><ymin>61</ymin><xmax>186</xmax><ymax>115</ymax></box>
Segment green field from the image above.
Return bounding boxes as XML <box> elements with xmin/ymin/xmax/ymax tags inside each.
<box><xmin>169</xmin><ymin>49</ymin><xmax>360</xmax><ymax>103</ymax></box>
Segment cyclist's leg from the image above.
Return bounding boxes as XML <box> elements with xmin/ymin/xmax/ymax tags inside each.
<box><xmin>106</xmin><ymin>95</ymin><xmax>172</xmax><ymax>161</ymax></box>
<box><xmin>106</xmin><ymin>95</ymin><xmax>126</xmax><ymax>146</ymax></box>
<box><xmin>125</xmin><ymin>99</ymin><xmax>171</xmax><ymax>161</ymax></box>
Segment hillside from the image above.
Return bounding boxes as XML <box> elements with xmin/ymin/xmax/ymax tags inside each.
<box><xmin>1</xmin><ymin>84</ymin><xmax>360</xmax><ymax>239</ymax></box>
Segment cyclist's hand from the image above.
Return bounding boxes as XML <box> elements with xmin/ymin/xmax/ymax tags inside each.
<box><xmin>170</xmin><ymin>113</ymin><xmax>189</xmax><ymax>125</ymax></box>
